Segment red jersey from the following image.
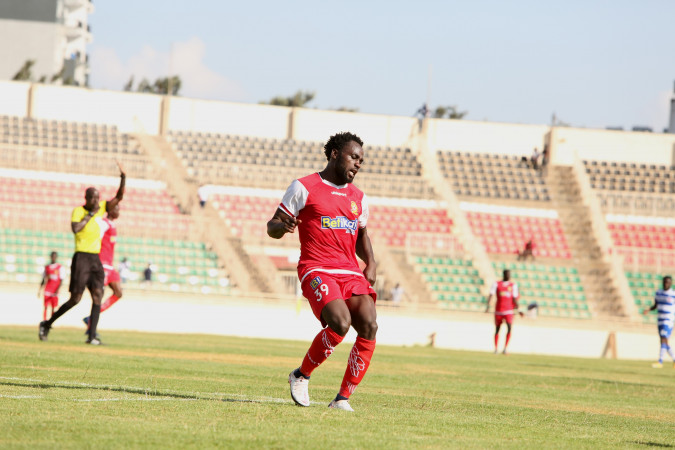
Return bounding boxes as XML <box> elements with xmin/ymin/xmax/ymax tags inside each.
<box><xmin>43</xmin><ymin>263</ymin><xmax>65</xmax><ymax>296</ymax></box>
<box><xmin>490</xmin><ymin>280</ymin><xmax>519</xmax><ymax>315</ymax></box>
<box><xmin>99</xmin><ymin>217</ymin><xmax>117</xmax><ymax>269</ymax></box>
<box><xmin>278</xmin><ymin>173</ymin><xmax>369</xmax><ymax>283</ymax></box>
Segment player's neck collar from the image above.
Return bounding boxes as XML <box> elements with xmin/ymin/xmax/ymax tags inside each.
<box><xmin>317</xmin><ymin>172</ymin><xmax>347</xmax><ymax>189</ymax></box>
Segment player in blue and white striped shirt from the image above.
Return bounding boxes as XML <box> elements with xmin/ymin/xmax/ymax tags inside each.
<box><xmin>643</xmin><ymin>275</ymin><xmax>675</xmax><ymax>368</ymax></box>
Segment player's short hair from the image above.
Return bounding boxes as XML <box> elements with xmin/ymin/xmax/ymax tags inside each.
<box><xmin>323</xmin><ymin>132</ymin><xmax>364</xmax><ymax>161</ymax></box>
<box><xmin>50</xmin><ymin>251</ymin><xmax>57</xmax><ymax>257</ymax></box>
<box><xmin>664</xmin><ymin>275</ymin><xmax>672</xmax><ymax>281</ymax></box>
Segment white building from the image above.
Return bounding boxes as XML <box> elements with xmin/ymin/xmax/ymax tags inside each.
<box><xmin>0</xmin><ymin>0</ymin><xmax>93</xmax><ymax>86</ymax></box>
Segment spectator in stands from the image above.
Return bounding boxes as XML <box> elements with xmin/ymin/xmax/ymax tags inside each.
<box><xmin>143</xmin><ymin>263</ymin><xmax>153</xmax><ymax>284</ymax></box>
<box><xmin>118</xmin><ymin>257</ymin><xmax>131</xmax><ymax>283</ymax></box>
<box><xmin>198</xmin><ymin>185</ymin><xmax>210</xmax><ymax>208</ymax></box>
<box><xmin>39</xmin><ymin>162</ymin><xmax>126</xmax><ymax>346</ymax></box>
<box><xmin>530</xmin><ymin>147</ymin><xmax>541</xmax><ymax>170</ymax></box>
<box><xmin>390</xmin><ymin>283</ymin><xmax>405</xmax><ymax>307</ymax></box>
<box><xmin>518</xmin><ymin>239</ymin><xmax>535</xmax><ymax>261</ymax></box>
<box><xmin>526</xmin><ymin>301</ymin><xmax>539</xmax><ymax>319</ymax></box>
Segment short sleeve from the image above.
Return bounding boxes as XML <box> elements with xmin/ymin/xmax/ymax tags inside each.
<box><xmin>279</xmin><ymin>180</ymin><xmax>309</xmax><ymax>218</ymax></box>
<box><xmin>358</xmin><ymin>194</ymin><xmax>369</xmax><ymax>229</ymax></box>
<box><xmin>71</xmin><ymin>206</ymin><xmax>85</xmax><ymax>223</ymax></box>
<box><xmin>97</xmin><ymin>201</ymin><xmax>107</xmax><ymax>218</ymax></box>
<box><xmin>489</xmin><ymin>282</ymin><xmax>498</xmax><ymax>295</ymax></box>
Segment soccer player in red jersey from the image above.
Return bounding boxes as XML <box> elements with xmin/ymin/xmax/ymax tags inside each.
<box><xmin>37</xmin><ymin>251</ymin><xmax>65</xmax><ymax>321</ymax></box>
<box><xmin>83</xmin><ymin>203</ymin><xmax>123</xmax><ymax>333</ymax></box>
<box><xmin>267</xmin><ymin>132</ymin><xmax>377</xmax><ymax>412</ymax></box>
<box><xmin>485</xmin><ymin>269</ymin><xmax>523</xmax><ymax>354</ymax></box>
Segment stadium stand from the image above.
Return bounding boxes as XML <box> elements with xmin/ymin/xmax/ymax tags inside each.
<box><xmin>0</xmin><ymin>227</ymin><xmax>229</xmax><ymax>294</ymax></box>
<box><xmin>209</xmin><ymin>186</ymin><xmax>456</xmax><ymax>250</ymax></box>
<box><xmin>461</xmin><ymin>202</ymin><xmax>571</xmax><ymax>258</ymax></box>
<box><xmin>584</xmin><ymin>160</ymin><xmax>675</xmax><ymax>193</ymax></box>
<box><xmin>0</xmin><ymin>115</ymin><xmax>156</xmax><ymax>179</ymax></box>
<box><xmin>167</xmin><ymin>131</ymin><xmax>434</xmax><ymax>198</ymax></box>
<box><xmin>437</xmin><ymin>150</ymin><xmax>550</xmax><ymax>201</ymax></box>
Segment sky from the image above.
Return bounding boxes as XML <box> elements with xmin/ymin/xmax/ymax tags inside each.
<box><xmin>89</xmin><ymin>0</ymin><xmax>675</xmax><ymax>131</ymax></box>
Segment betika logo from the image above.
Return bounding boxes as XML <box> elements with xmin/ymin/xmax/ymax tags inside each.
<box><xmin>310</xmin><ymin>276</ymin><xmax>322</xmax><ymax>290</ymax></box>
<box><xmin>321</xmin><ymin>216</ymin><xmax>358</xmax><ymax>234</ymax></box>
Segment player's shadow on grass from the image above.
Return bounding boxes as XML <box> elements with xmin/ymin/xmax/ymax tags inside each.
<box><xmin>631</xmin><ymin>441</ymin><xmax>675</xmax><ymax>448</ymax></box>
<box><xmin>0</xmin><ymin>380</ymin><xmax>260</xmax><ymax>404</ymax></box>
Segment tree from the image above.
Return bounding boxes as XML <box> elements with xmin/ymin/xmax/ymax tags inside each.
<box><xmin>12</xmin><ymin>60</ymin><xmax>35</xmax><ymax>81</ymax></box>
<box><xmin>127</xmin><ymin>75</ymin><xmax>181</xmax><ymax>95</ymax></box>
<box><xmin>261</xmin><ymin>90</ymin><xmax>315</xmax><ymax>107</ymax></box>
<box><xmin>333</xmin><ymin>107</ymin><xmax>359</xmax><ymax>113</ymax></box>
<box><xmin>123</xmin><ymin>76</ymin><xmax>134</xmax><ymax>91</ymax></box>
<box><xmin>433</xmin><ymin>105</ymin><xmax>468</xmax><ymax>120</ymax></box>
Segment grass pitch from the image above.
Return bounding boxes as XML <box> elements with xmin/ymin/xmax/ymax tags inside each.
<box><xmin>1</xmin><ymin>326</ymin><xmax>674</xmax><ymax>449</ymax></box>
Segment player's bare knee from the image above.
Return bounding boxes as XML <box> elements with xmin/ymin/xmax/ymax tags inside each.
<box><xmin>362</xmin><ymin>319</ymin><xmax>378</xmax><ymax>340</ymax></box>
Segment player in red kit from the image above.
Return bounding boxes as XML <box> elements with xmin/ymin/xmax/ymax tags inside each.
<box><xmin>267</xmin><ymin>132</ymin><xmax>377</xmax><ymax>412</ymax></box>
<box><xmin>83</xmin><ymin>203</ymin><xmax>123</xmax><ymax>334</ymax></box>
<box><xmin>485</xmin><ymin>269</ymin><xmax>523</xmax><ymax>354</ymax></box>
<box><xmin>37</xmin><ymin>251</ymin><xmax>65</xmax><ymax>321</ymax></box>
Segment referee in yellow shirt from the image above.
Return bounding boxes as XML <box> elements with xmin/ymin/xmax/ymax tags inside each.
<box><xmin>40</xmin><ymin>163</ymin><xmax>126</xmax><ymax>345</ymax></box>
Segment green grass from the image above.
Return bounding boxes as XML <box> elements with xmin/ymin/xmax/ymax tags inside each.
<box><xmin>1</xmin><ymin>326</ymin><xmax>674</xmax><ymax>449</ymax></box>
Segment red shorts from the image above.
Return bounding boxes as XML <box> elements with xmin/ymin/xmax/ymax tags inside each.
<box><xmin>301</xmin><ymin>272</ymin><xmax>377</xmax><ymax>325</ymax></box>
<box><xmin>44</xmin><ymin>294</ymin><xmax>58</xmax><ymax>309</ymax></box>
<box><xmin>104</xmin><ymin>268</ymin><xmax>121</xmax><ymax>286</ymax></box>
<box><xmin>495</xmin><ymin>314</ymin><xmax>514</xmax><ymax>326</ymax></box>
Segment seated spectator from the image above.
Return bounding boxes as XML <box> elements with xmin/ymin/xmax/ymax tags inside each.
<box><xmin>517</xmin><ymin>239</ymin><xmax>535</xmax><ymax>261</ymax></box>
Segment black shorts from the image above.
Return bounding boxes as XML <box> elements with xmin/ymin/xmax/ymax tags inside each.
<box><xmin>69</xmin><ymin>252</ymin><xmax>104</xmax><ymax>294</ymax></box>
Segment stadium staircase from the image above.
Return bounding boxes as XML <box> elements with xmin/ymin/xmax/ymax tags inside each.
<box><xmin>546</xmin><ymin>163</ymin><xmax>634</xmax><ymax>318</ymax></box>
<box><xmin>133</xmin><ymin>133</ymin><xmax>281</xmax><ymax>294</ymax></box>
<box><xmin>415</xmin><ymin>122</ymin><xmax>497</xmax><ymax>295</ymax></box>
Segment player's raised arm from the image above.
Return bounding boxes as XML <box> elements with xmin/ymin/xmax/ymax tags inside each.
<box><xmin>107</xmin><ymin>160</ymin><xmax>126</xmax><ymax>212</ymax></box>
<box><xmin>267</xmin><ymin>209</ymin><xmax>301</xmax><ymax>239</ymax></box>
<box><xmin>356</xmin><ymin>227</ymin><xmax>376</xmax><ymax>286</ymax></box>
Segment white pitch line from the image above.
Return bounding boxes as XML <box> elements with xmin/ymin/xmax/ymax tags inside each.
<box><xmin>0</xmin><ymin>394</ymin><xmax>43</xmax><ymax>399</ymax></box>
<box><xmin>0</xmin><ymin>376</ymin><xmax>297</xmax><ymax>405</ymax></box>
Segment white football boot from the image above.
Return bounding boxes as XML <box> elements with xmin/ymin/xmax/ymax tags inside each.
<box><xmin>328</xmin><ymin>399</ymin><xmax>354</xmax><ymax>412</ymax></box>
<box><xmin>288</xmin><ymin>369</ymin><xmax>310</xmax><ymax>407</ymax></box>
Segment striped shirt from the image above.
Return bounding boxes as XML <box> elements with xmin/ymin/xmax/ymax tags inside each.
<box><xmin>654</xmin><ymin>288</ymin><xmax>675</xmax><ymax>327</ymax></box>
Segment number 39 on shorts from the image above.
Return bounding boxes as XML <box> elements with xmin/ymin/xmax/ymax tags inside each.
<box><xmin>314</xmin><ymin>284</ymin><xmax>329</xmax><ymax>301</ymax></box>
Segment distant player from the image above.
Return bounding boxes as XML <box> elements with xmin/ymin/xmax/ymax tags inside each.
<box><xmin>643</xmin><ymin>275</ymin><xmax>675</xmax><ymax>368</ymax></box>
<box><xmin>37</xmin><ymin>251</ymin><xmax>65</xmax><ymax>321</ymax></box>
<box><xmin>83</xmin><ymin>203</ymin><xmax>123</xmax><ymax>333</ymax></box>
<box><xmin>485</xmin><ymin>269</ymin><xmax>523</xmax><ymax>354</ymax></box>
<box><xmin>267</xmin><ymin>132</ymin><xmax>377</xmax><ymax>412</ymax></box>
<box><xmin>39</xmin><ymin>162</ymin><xmax>125</xmax><ymax>345</ymax></box>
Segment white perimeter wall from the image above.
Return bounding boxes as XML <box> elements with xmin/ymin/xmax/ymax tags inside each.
<box><xmin>428</xmin><ymin>119</ymin><xmax>550</xmax><ymax>156</ymax></box>
<box><xmin>0</xmin><ymin>80</ymin><xmax>29</xmax><ymax>117</ymax></box>
<box><xmin>0</xmin><ymin>285</ymin><xmax>659</xmax><ymax>361</ymax></box>
<box><xmin>31</xmin><ymin>84</ymin><xmax>162</xmax><ymax>134</ymax></box>
<box><xmin>292</xmin><ymin>108</ymin><xmax>419</xmax><ymax>147</ymax></box>
<box><xmin>167</xmin><ymin>97</ymin><xmax>290</xmax><ymax>139</ymax></box>
<box><xmin>552</xmin><ymin>127</ymin><xmax>675</xmax><ymax>166</ymax></box>
<box><xmin>1</xmin><ymin>81</ymin><xmax>674</xmax><ymax>166</ymax></box>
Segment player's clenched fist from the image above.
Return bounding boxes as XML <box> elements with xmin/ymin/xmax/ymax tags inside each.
<box><xmin>281</xmin><ymin>215</ymin><xmax>301</xmax><ymax>233</ymax></box>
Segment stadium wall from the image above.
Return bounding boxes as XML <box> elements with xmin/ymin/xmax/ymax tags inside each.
<box><xmin>0</xmin><ymin>285</ymin><xmax>657</xmax><ymax>361</ymax></box>
<box><xmin>2</xmin><ymin>80</ymin><xmax>675</xmax><ymax>165</ymax></box>
<box><xmin>551</xmin><ymin>126</ymin><xmax>675</xmax><ymax>166</ymax></box>
<box><xmin>0</xmin><ymin>80</ymin><xmax>30</xmax><ymax>117</ymax></box>
<box><xmin>427</xmin><ymin>119</ymin><xmax>549</xmax><ymax>156</ymax></box>
<box><xmin>166</xmin><ymin>97</ymin><xmax>290</xmax><ymax>139</ymax></box>
<box><xmin>30</xmin><ymin>84</ymin><xmax>162</xmax><ymax>134</ymax></box>
<box><xmin>291</xmin><ymin>108</ymin><xmax>418</xmax><ymax>147</ymax></box>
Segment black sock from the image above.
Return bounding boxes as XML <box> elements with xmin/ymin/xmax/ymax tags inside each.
<box><xmin>335</xmin><ymin>394</ymin><xmax>349</xmax><ymax>402</ymax></box>
<box><xmin>88</xmin><ymin>304</ymin><xmax>101</xmax><ymax>340</ymax></box>
<box><xmin>293</xmin><ymin>368</ymin><xmax>309</xmax><ymax>379</ymax></box>
<box><xmin>47</xmin><ymin>299</ymin><xmax>77</xmax><ymax>326</ymax></box>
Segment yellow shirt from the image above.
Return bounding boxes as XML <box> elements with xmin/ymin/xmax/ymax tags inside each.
<box><xmin>71</xmin><ymin>200</ymin><xmax>108</xmax><ymax>254</ymax></box>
